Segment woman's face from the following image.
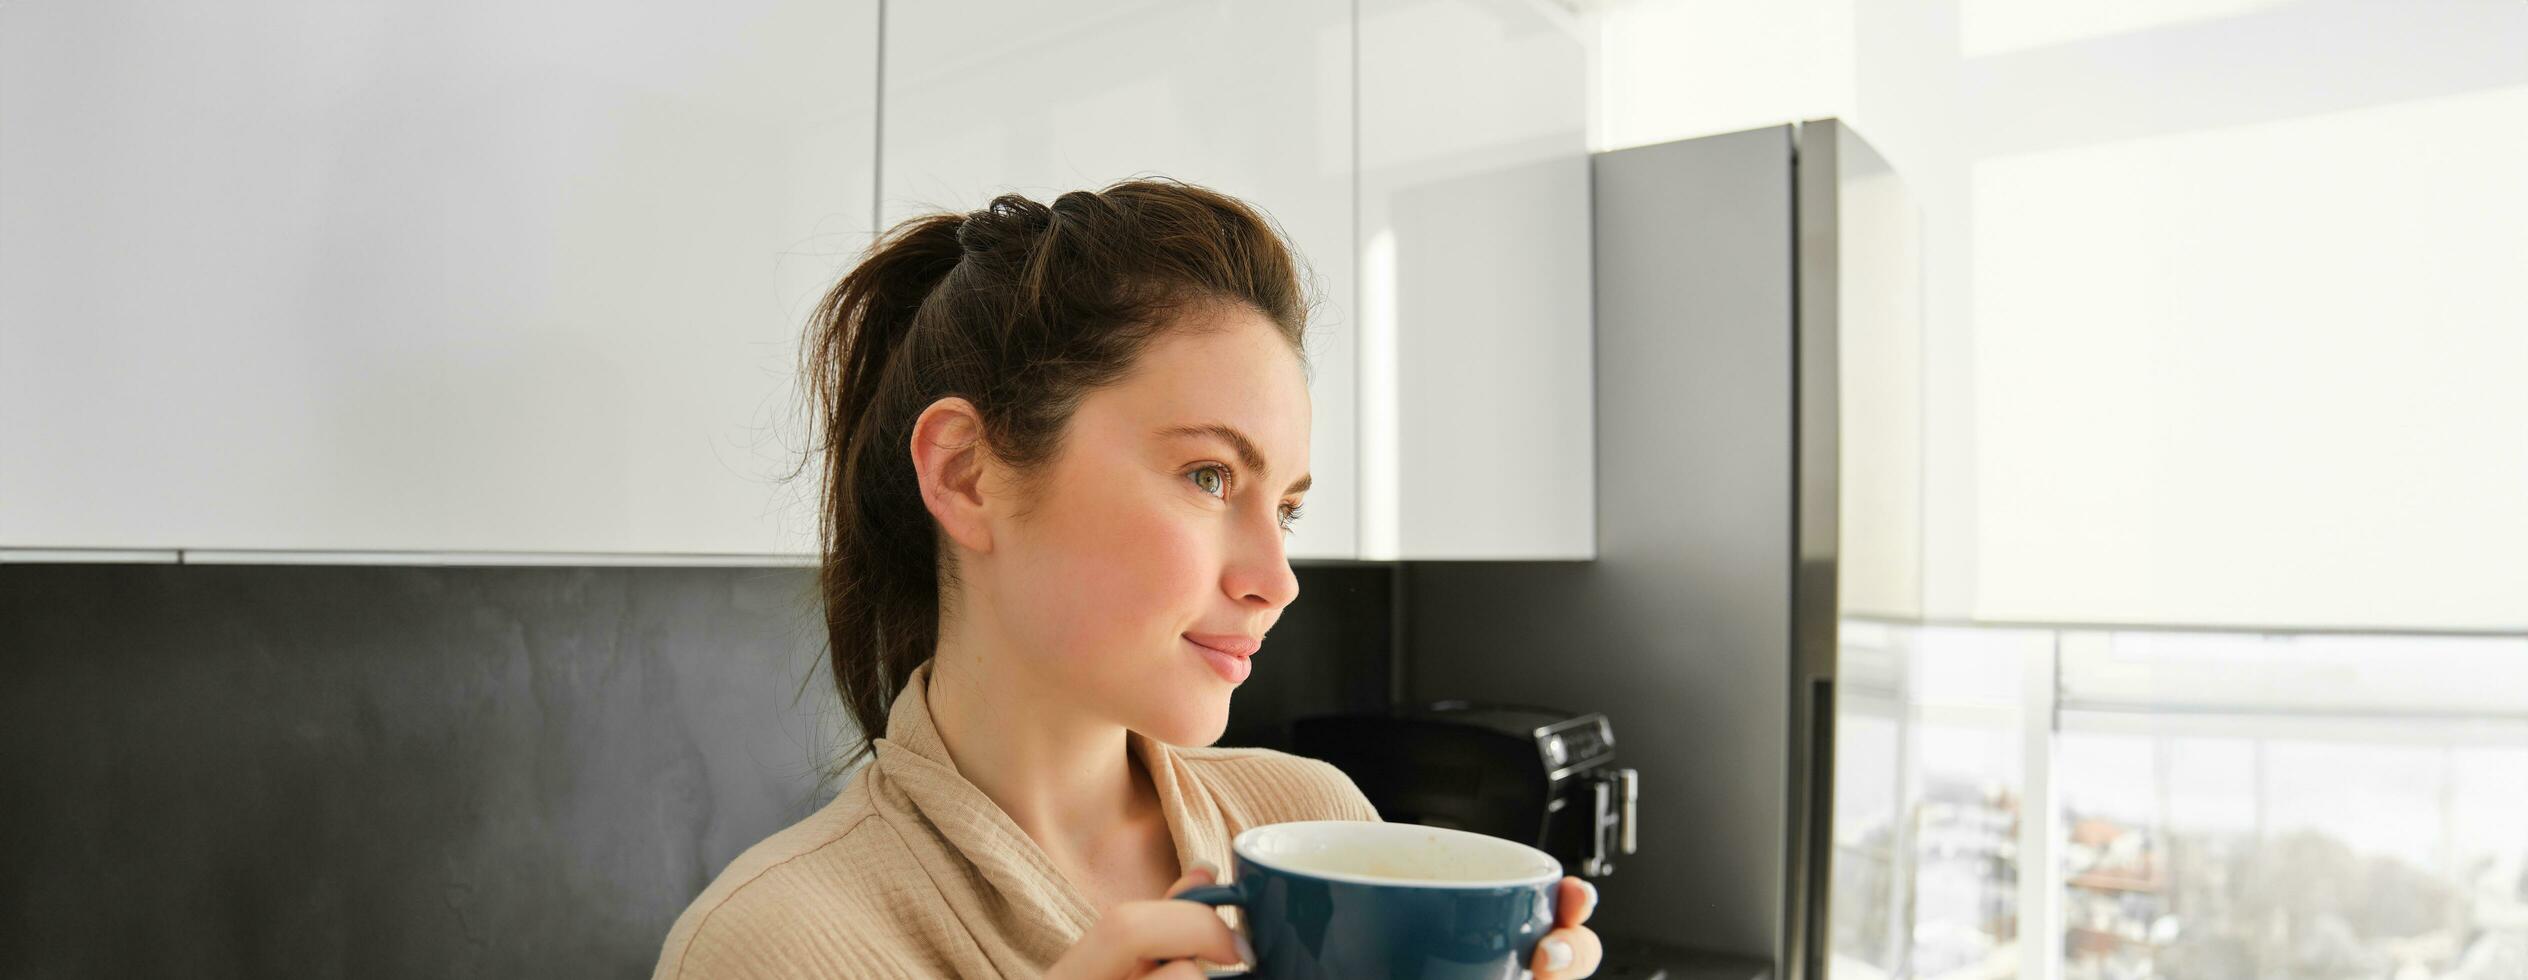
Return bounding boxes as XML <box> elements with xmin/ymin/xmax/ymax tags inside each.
<box><xmin>971</xmin><ymin>303</ymin><xmax>1310</xmax><ymax>747</ymax></box>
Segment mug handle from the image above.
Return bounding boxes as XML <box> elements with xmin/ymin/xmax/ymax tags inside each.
<box><xmin>1169</xmin><ymin>882</ymin><xmax>1252</xmax><ymax>978</ymax></box>
<box><xmin>1171</xmin><ymin>882</ymin><xmax>1244</xmax><ymax>907</ymax></box>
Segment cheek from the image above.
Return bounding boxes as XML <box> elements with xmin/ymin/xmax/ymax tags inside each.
<box><xmin>1023</xmin><ymin>483</ymin><xmax>1211</xmax><ymax>652</ymax></box>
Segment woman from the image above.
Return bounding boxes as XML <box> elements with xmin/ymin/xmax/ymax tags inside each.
<box><xmin>653</xmin><ymin>180</ymin><xmax>1603</xmax><ymax>978</ymax></box>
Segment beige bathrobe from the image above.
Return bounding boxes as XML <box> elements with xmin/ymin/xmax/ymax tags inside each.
<box><xmin>652</xmin><ymin>659</ymin><xmax>1381</xmax><ymax>978</ymax></box>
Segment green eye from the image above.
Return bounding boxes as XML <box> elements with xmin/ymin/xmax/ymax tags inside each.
<box><xmin>1191</xmin><ymin>464</ymin><xmax>1305</xmax><ymax>536</ymax></box>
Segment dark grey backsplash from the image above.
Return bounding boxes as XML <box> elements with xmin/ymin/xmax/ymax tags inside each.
<box><xmin>0</xmin><ymin>562</ymin><xmax>1391</xmax><ymax>978</ymax></box>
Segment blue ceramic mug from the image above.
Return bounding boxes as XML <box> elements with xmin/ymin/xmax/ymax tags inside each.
<box><xmin>1172</xmin><ymin>819</ymin><xmax>1563</xmax><ymax>979</ymax></box>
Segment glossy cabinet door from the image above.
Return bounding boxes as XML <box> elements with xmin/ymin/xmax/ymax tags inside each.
<box><xmin>879</xmin><ymin>0</ymin><xmax>1359</xmax><ymax>561</ymax></box>
<box><xmin>1357</xmin><ymin>0</ymin><xmax>1594</xmax><ymax>559</ymax></box>
<box><xmin>0</xmin><ymin>0</ymin><xmax>878</xmax><ymax>560</ymax></box>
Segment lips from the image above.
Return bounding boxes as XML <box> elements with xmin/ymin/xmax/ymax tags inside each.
<box><xmin>1184</xmin><ymin>633</ymin><xmax>1259</xmax><ymax>684</ymax></box>
<box><xmin>1182</xmin><ymin>633</ymin><xmax>1263</xmax><ymax>657</ymax></box>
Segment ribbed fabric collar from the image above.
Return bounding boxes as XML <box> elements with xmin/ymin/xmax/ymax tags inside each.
<box><xmin>865</xmin><ymin>659</ymin><xmax>1235</xmax><ymax>961</ymax></box>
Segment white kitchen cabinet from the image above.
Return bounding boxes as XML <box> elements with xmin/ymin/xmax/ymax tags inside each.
<box><xmin>878</xmin><ymin>0</ymin><xmax>1360</xmax><ymax>560</ymax></box>
<box><xmin>884</xmin><ymin>0</ymin><xmax>1591</xmax><ymax>561</ymax></box>
<box><xmin>1357</xmin><ymin>0</ymin><xmax>1594</xmax><ymax>559</ymax></box>
<box><xmin>0</xmin><ymin>0</ymin><xmax>878</xmax><ymax>561</ymax></box>
<box><xmin>6</xmin><ymin>0</ymin><xmax>1595</xmax><ymax>565</ymax></box>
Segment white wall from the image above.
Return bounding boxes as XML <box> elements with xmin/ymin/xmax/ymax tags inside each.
<box><xmin>1970</xmin><ymin>85</ymin><xmax>2528</xmax><ymax>630</ymax></box>
<box><xmin>1591</xmin><ymin>0</ymin><xmax>2528</xmax><ymax>631</ymax></box>
<box><xmin>1589</xmin><ymin>0</ymin><xmax>1854</xmax><ymax>152</ymax></box>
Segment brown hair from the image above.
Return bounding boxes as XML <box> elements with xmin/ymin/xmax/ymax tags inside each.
<box><xmin>794</xmin><ymin>178</ymin><xmax>1315</xmax><ymax>769</ymax></box>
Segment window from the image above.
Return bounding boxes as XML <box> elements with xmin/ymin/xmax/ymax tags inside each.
<box><xmin>1832</xmin><ymin>623</ymin><xmax>2528</xmax><ymax>980</ymax></box>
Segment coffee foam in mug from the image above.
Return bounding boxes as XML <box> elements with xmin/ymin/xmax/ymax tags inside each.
<box><xmin>1240</xmin><ymin>821</ymin><xmax>1561</xmax><ymax>886</ymax></box>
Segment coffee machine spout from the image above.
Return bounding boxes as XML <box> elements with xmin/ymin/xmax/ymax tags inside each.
<box><xmin>1582</xmin><ymin>767</ymin><xmax>1640</xmax><ymax>877</ymax></box>
<box><xmin>1617</xmin><ymin>767</ymin><xmax>1639</xmax><ymax>856</ymax></box>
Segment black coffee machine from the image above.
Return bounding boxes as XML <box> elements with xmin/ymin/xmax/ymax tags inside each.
<box><xmin>1293</xmin><ymin>702</ymin><xmax>1638</xmax><ymax>879</ymax></box>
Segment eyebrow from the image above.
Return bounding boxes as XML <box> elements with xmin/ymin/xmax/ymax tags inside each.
<box><xmin>1154</xmin><ymin>423</ymin><xmax>1312</xmax><ymax>496</ymax></box>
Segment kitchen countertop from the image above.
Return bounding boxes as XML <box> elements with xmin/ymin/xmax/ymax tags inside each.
<box><xmin>1593</xmin><ymin>935</ymin><xmax>1772</xmax><ymax>980</ymax></box>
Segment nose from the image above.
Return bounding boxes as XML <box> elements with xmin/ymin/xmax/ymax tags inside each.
<box><xmin>1225</xmin><ymin>510</ymin><xmax>1301</xmax><ymax>611</ymax></box>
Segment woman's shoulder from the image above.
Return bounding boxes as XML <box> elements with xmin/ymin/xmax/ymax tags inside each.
<box><xmin>1172</xmin><ymin>743</ymin><xmax>1382</xmax><ymax>824</ymax></box>
<box><xmin>651</xmin><ymin>778</ymin><xmax>944</xmax><ymax>979</ymax></box>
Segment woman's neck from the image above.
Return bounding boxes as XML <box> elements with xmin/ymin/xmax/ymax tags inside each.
<box><xmin>924</xmin><ymin>633</ymin><xmax>1167</xmax><ymax>876</ymax></box>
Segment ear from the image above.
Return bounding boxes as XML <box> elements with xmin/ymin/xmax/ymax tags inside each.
<box><xmin>909</xmin><ymin>396</ymin><xmax>1002</xmax><ymax>555</ymax></box>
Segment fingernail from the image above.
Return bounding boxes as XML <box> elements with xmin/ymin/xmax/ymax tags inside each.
<box><xmin>1188</xmin><ymin>859</ymin><xmax>1219</xmax><ymax>878</ymax></box>
<box><xmin>1234</xmin><ymin>933</ymin><xmax>1258</xmax><ymax>965</ymax></box>
<box><xmin>1579</xmin><ymin>878</ymin><xmax>1599</xmax><ymax>911</ymax></box>
<box><xmin>1542</xmin><ymin>937</ymin><xmax>1573</xmax><ymax>971</ymax></box>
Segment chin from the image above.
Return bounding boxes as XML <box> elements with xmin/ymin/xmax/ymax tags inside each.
<box><xmin>1138</xmin><ymin>701</ymin><xmax>1232</xmax><ymax>748</ymax></box>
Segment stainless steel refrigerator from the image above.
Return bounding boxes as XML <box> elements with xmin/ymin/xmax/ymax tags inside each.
<box><xmin>1396</xmin><ymin>118</ymin><xmax>1923</xmax><ymax>980</ymax></box>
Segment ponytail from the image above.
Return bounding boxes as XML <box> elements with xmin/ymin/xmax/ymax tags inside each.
<box><xmin>797</xmin><ymin>212</ymin><xmax>961</xmax><ymax>774</ymax></box>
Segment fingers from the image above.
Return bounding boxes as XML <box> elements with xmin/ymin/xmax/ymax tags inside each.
<box><xmin>1531</xmin><ymin>925</ymin><xmax>1605</xmax><ymax>979</ymax></box>
<box><xmin>1555</xmin><ymin>876</ymin><xmax>1598</xmax><ymax>927</ymax></box>
<box><xmin>1162</xmin><ymin>861</ymin><xmax>1218</xmax><ymax>899</ymax></box>
<box><xmin>1132</xmin><ymin>960</ymin><xmax>1211</xmax><ymax>980</ymax></box>
<box><xmin>1073</xmin><ymin>898</ymin><xmax>1245</xmax><ymax>978</ymax></box>
<box><xmin>1533</xmin><ymin>878</ymin><xmax>1603</xmax><ymax>979</ymax></box>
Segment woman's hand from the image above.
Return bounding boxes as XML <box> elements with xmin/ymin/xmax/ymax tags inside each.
<box><xmin>1531</xmin><ymin>875</ymin><xmax>1604</xmax><ymax>979</ymax></box>
<box><xmin>1043</xmin><ymin>862</ymin><xmax>1252</xmax><ymax>980</ymax></box>
<box><xmin>1043</xmin><ymin>866</ymin><xmax>1599</xmax><ymax>979</ymax></box>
